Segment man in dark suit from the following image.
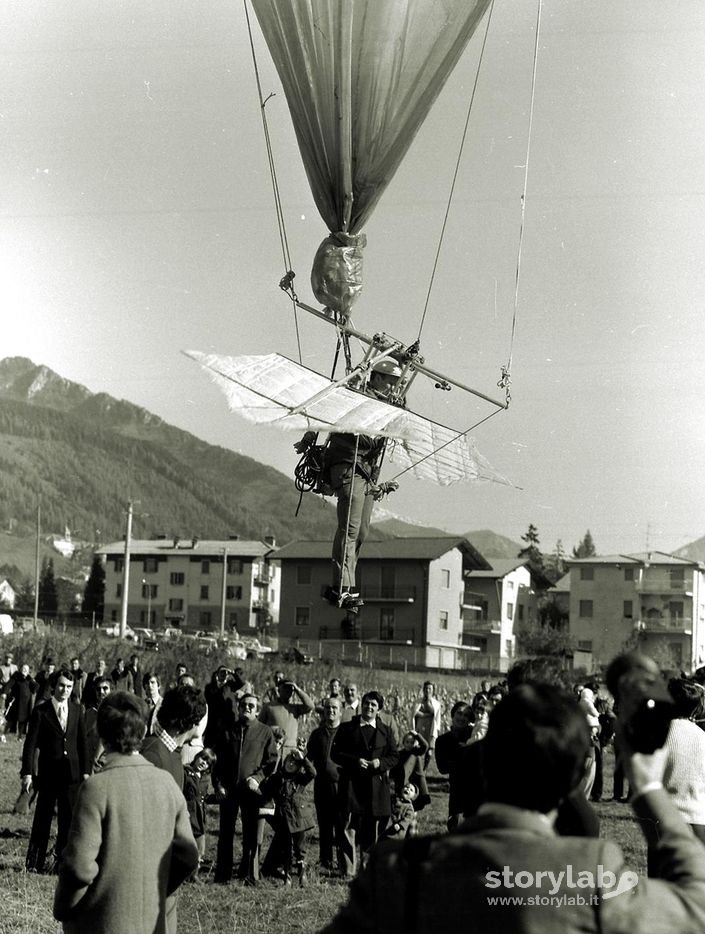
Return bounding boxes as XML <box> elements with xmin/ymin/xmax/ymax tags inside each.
<box><xmin>212</xmin><ymin>692</ymin><xmax>278</xmax><ymax>885</ymax></box>
<box><xmin>21</xmin><ymin>668</ymin><xmax>88</xmax><ymax>872</ymax></box>
<box><xmin>307</xmin><ymin>695</ymin><xmax>345</xmax><ymax>873</ymax></box>
<box><xmin>331</xmin><ymin>690</ymin><xmax>398</xmax><ymax>877</ymax></box>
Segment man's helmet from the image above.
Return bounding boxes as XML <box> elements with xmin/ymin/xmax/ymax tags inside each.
<box><xmin>371</xmin><ymin>358</ymin><xmax>402</xmax><ymax>378</ymax></box>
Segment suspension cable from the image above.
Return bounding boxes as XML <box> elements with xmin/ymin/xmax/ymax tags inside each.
<box><xmin>385</xmin><ymin>408</ymin><xmax>504</xmax><ymax>485</ymax></box>
<box><xmin>416</xmin><ymin>0</ymin><xmax>496</xmax><ymax>344</ymax></box>
<box><xmin>502</xmin><ymin>0</ymin><xmax>544</xmax><ymax>392</ymax></box>
<box><xmin>243</xmin><ymin>0</ymin><xmax>302</xmax><ymax>363</ymax></box>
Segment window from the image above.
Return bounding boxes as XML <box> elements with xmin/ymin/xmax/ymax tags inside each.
<box><xmin>227</xmin><ymin>558</ymin><xmax>244</xmax><ymax>575</ymax></box>
<box><xmin>229</xmin><ymin>612</ymin><xmax>238</xmax><ymax>627</ymax></box>
<box><xmin>170</xmin><ymin>572</ymin><xmax>184</xmax><ymax>585</ymax></box>
<box><xmin>295</xmin><ymin>606</ymin><xmax>310</xmax><ymax>627</ymax></box>
<box><xmin>506</xmin><ymin>602</ymin><xmax>514</xmax><ymax>620</ymax></box>
<box><xmin>226</xmin><ymin>586</ymin><xmax>243</xmax><ymax>600</ymax></box>
<box><xmin>623</xmin><ymin>600</ymin><xmax>633</xmax><ymax>619</ymax></box>
<box><xmin>297</xmin><ymin>565</ymin><xmax>312</xmax><ymax>586</ymax></box>
<box><xmin>113</xmin><ymin>558</ymin><xmax>124</xmax><ymax>573</ymax></box>
<box><xmin>624</xmin><ymin>568</ymin><xmax>635</xmax><ymax>582</ymax></box>
<box><xmin>199</xmin><ymin>611</ymin><xmax>212</xmax><ymax>627</ymax></box>
<box><xmin>580</xmin><ymin>567</ymin><xmax>594</xmax><ymax>581</ymax></box>
<box><xmin>439</xmin><ymin>610</ymin><xmax>449</xmax><ymax>631</ymax></box>
<box><xmin>670</xmin><ymin>569</ymin><xmax>685</xmax><ymax>588</ymax></box>
<box><xmin>116</xmin><ymin>583</ymin><xmax>122</xmax><ymax>598</ymax></box>
<box><xmin>380</xmin><ymin>608</ymin><xmax>395</xmax><ymax>641</ymax></box>
<box><xmin>201</xmin><ymin>560</ymin><xmax>210</xmax><ymax>575</ymax></box>
<box><xmin>505</xmin><ymin>639</ymin><xmax>513</xmax><ymax>658</ymax></box>
<box><xmin>143</xmin><ymin>558</ymin><xmax>158</xmax><ymax>573</ymax></box>
<box><xmin>168</xmin><ymin>598</ymin><xmax>184</xmax><ymax>612</ymax></box>
<box><xmin>579</xmin><ymin>600</ymin><xmax>593</xmax><ymax>618</ymax></box>
<box><xmin>441</xmin><ymin>569</ymin><xmax>451</xmax><ymax>589</ymax></box>
<box><xmin>110</xmin><ymin>610</ymin><xmax>118</xmax><ymax>621</ymax></box>
<box><xmin>518</xmin><ymin>604</ymin><xmax>525</xmax><ymax>621</ymax></box>
<box><xmin>141</xmin><ymin>584</ymin><xmax>158</xmax><ymax>598</ymax></box>
<box><xmin>506</xmin><ymin>580</ymin><xmax>514</xmax><ymax>591</ymax></box>
<box><xmin>140</xmin><ymin>610</ymin><xmax>154</xmax><ymax>625</ymax></box>
<box><xmin>669</xmin><ymin>601</ymin><xmax>684</xmax><ymax>620</ymax></box>
<box><xmin>381</xmin><ymin>565</ymin><xmax>396</xmax><ymax>598</ymax></box>
<box><xmin>200</xmin><ymin>586</ymin><xmax>209</xmax><ymax>600</ymax></box>
<box><xmin>577</xmin><ymin>640</ymin><xmax>593</xmax><ymax>652</ymax></box>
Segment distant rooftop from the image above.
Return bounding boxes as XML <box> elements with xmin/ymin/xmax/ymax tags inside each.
<box><xmin>274</xmin><ymin>537</ymin><xmax>491</xmax><ymax>568</ymax></box>
<box><xmin>565</xmin><ymin>551</ymin><xmax>702</xmax><ymax>568</ymax></box>
<box><xmin>466</xmin><ymin>558</ymin><xmax>527</xmax><ymax>579</ymax></box>
<box><xmin>97</xmin><ymin>538</ymin><xmax>274</xmax><ymax>558</ymax></box>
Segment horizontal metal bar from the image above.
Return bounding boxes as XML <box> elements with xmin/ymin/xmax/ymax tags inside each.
<box><xmin>294</xmin><ymin>300</ymin><xmax>508</xmax><ymax>410</ymax></box>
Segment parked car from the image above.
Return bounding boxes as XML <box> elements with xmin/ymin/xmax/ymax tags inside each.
<box><xmin>240</xmin><ymin>636</ymin><xmax>273</xmax><ymax>659</ymax></box>
<box><xmin>194</xmin><ymin>635</ymin><xmax>218</xmax><ymax>655</ymax></box>
<box><xmin>131</xmin><ymin>628</ymin><xmax>159</xmax><ymax>650</ymax></box>
<box><xmin>224</xmin><ymin>639</ymin><xmax>248</xmax><ymax>661</ymax></box>
<box><xmin>155</xmin><ymin>627</ymin><xmax>183</xmax><ymax>642</ymax></box>
<box><xmin>99</xmin><ymin>623</ymin><xmax>136</xmax><ymax>641</ymax></box>
<box><xmin>279</xmin><ymin>646</ymin><xmax>315</xmax><ymax>665</ymax></box>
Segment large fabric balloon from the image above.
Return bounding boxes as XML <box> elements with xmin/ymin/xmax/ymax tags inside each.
<box><xmin>252</xmin><ymin>0</ymin><xmax>491</xmax><ymax>233</ymax></box>
<box><xmin>252</xmin><ymin>0</ymin><xmax>492</xmax><ymax>313</ymax></box>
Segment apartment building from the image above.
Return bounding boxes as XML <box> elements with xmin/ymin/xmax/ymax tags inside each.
<box><xmin>567</xmin><ymin>552</ymin><xmax>705</xmax><ymax>670</ymax></box>
<box><xmin>461</xmin><ymin>559</ymin><xmax>538</xmax><ymax>670</ymax></box>
<box><xmin>275</xmin><ymin>537</ymin><xmax>497</xmax><ymax>670</ymax></box>
<box><xmin>97</xmin><ymin>536</ymin><xmax>280</xmax><ymax>633</ymax></box>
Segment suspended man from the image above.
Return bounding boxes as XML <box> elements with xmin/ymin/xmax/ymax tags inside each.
<box><xmin>294</xmin><ymin>358</ymin><xmax>403</xmax><ymax>612</ymax></box>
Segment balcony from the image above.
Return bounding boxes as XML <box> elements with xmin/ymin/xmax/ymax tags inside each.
<box><xmin>635</xmin><ymin>577</ymin><xmax>691</xmax><ymax>595</ymax></box>
<box><xmin>361</xmin><ymin>587</ymin><xmax>416</xmax><ymax>604</ymax></box>
<box><xmin>462</xmin><ymin>617</ymin><xmax>502</xmax><ymax>633</ymax></box>
<box><xmin>634</xmin><ymin>616</ymin><xmax>692</xmax><ymax>634</ymax></box>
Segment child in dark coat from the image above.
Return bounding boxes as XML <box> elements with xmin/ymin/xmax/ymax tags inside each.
<box><xmin>390</xmin><ymin>730</ymin><xmax>431</xmax><ymax>811</ymax></box>
<box><xmin>183</xmin><ymin>747</ymin><xmax>217</xmax><ymax>868</ymax></box>
<box><xmin>260</xmin><ymin>748</ymin><xmax>316</xmax><ymax>885</ymax></box>
<box><xmin>381</xmin><ymin>782</ymin><xmax>419</xmax><ymax>839</ymax></box>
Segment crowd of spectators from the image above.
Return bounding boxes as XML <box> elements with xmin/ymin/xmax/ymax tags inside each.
<box><xmin>4</xmin><ymin>645</ymin><xmax>705</xmax><ymax>934</ymax></box>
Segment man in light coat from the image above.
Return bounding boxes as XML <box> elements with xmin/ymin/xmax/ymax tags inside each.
<box><xmin>54</xmin><ymin>691</ymin><xmax>198</xmax><ymax>934</ymax></box>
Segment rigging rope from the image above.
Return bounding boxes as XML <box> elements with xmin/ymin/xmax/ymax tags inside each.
<box><xmin>503</xmin><ymin>0</ymin><xmax>543</xmax><ymax>387</ymax></box>
<box><xmin>385</xmin><ymin>408</ymin><xmax>504</xmax><ymax>485</ymax></box>
<box><xmin>415</xmin><ymin>0</ymin><xmax>496</xmax><ymax>345</ymax></box>
<box><xmin>243</xmin><ymin>0</ymin><xmax>302</xmax><ymax>364</ymax></box>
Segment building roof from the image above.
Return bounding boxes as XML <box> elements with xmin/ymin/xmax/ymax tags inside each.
<box><xmin>97</xmin><ymin>539</ymin><xmax>273</xmax><ymax>558</ymax></box>
<box><xmin>274</xmin><ymin>537</ymin><xmax>491</xmax><ymax>568</ymax></box>
<box><xmin>552</xmin><ymin>572</ymin><xmax>571</xmax><ymax>592</ymax></box>
<box><xmin>565</xmin><ymin>551</ymin><xmax>703</xmax><ymax>568</ymax></box>
<box><xmin>466</xmin><ymin>558</ymin><xmax>527</xmax><ymax>579</ymax></box>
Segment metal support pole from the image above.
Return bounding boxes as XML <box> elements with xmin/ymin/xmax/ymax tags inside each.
<box><xmin>119</xmin><ymin>502</ymin><xmax>133</xmax><ymax>639</ymax></box>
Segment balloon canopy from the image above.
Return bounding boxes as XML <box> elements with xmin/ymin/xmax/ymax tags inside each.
<box><xmin>252</xmin><ymin>0</ymin><xmax>492</xmax><ymax>314</ymax></box>
<box><xmin>252</xmin><ymin>0</ymin><xmax>492</xmax><ymax>235</ymax></box>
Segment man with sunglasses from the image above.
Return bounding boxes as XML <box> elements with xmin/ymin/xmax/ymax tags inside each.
<box><xmin>212</xmin><ymin>693</ymin><xmax>279</xmax><ymax>886</ymax></box>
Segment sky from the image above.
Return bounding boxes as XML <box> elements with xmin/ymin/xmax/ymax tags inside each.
<box><xmin>2</xmin><ymin>0</ymin><xmax>705</xmax><ymax>557</ymax></box>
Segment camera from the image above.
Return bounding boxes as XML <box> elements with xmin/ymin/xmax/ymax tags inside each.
<box><xmin>606</xmin><ymin>651</ymin><xmax>676</xmax><ymax>754</ymax></box>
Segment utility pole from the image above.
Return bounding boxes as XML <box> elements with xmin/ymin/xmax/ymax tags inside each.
<box><xmin>220</xmin><ymin>547</ymin><xmax>228</xmax><ymax>639</ymax></box>
<box><xmin>119</xmin><ymin>502</ymin><xmax>133</xmax><ymax>638</ymax></box>
<box><xmin>33</xmin><ymin>503</ymin><xmax>41</xmax><ymax>626</ymax></box>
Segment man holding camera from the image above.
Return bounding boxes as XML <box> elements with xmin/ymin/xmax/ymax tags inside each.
<box><xmin>259</xmin><ymin>678</ymin><xmax>315</xmax><ymax>753</ymax></box>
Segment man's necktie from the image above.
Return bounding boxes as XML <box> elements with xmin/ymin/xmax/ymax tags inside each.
<box><xmin>58</xmin><ymin>703</ymin><xmax>67</xmax><ymax>732</ymax></box>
